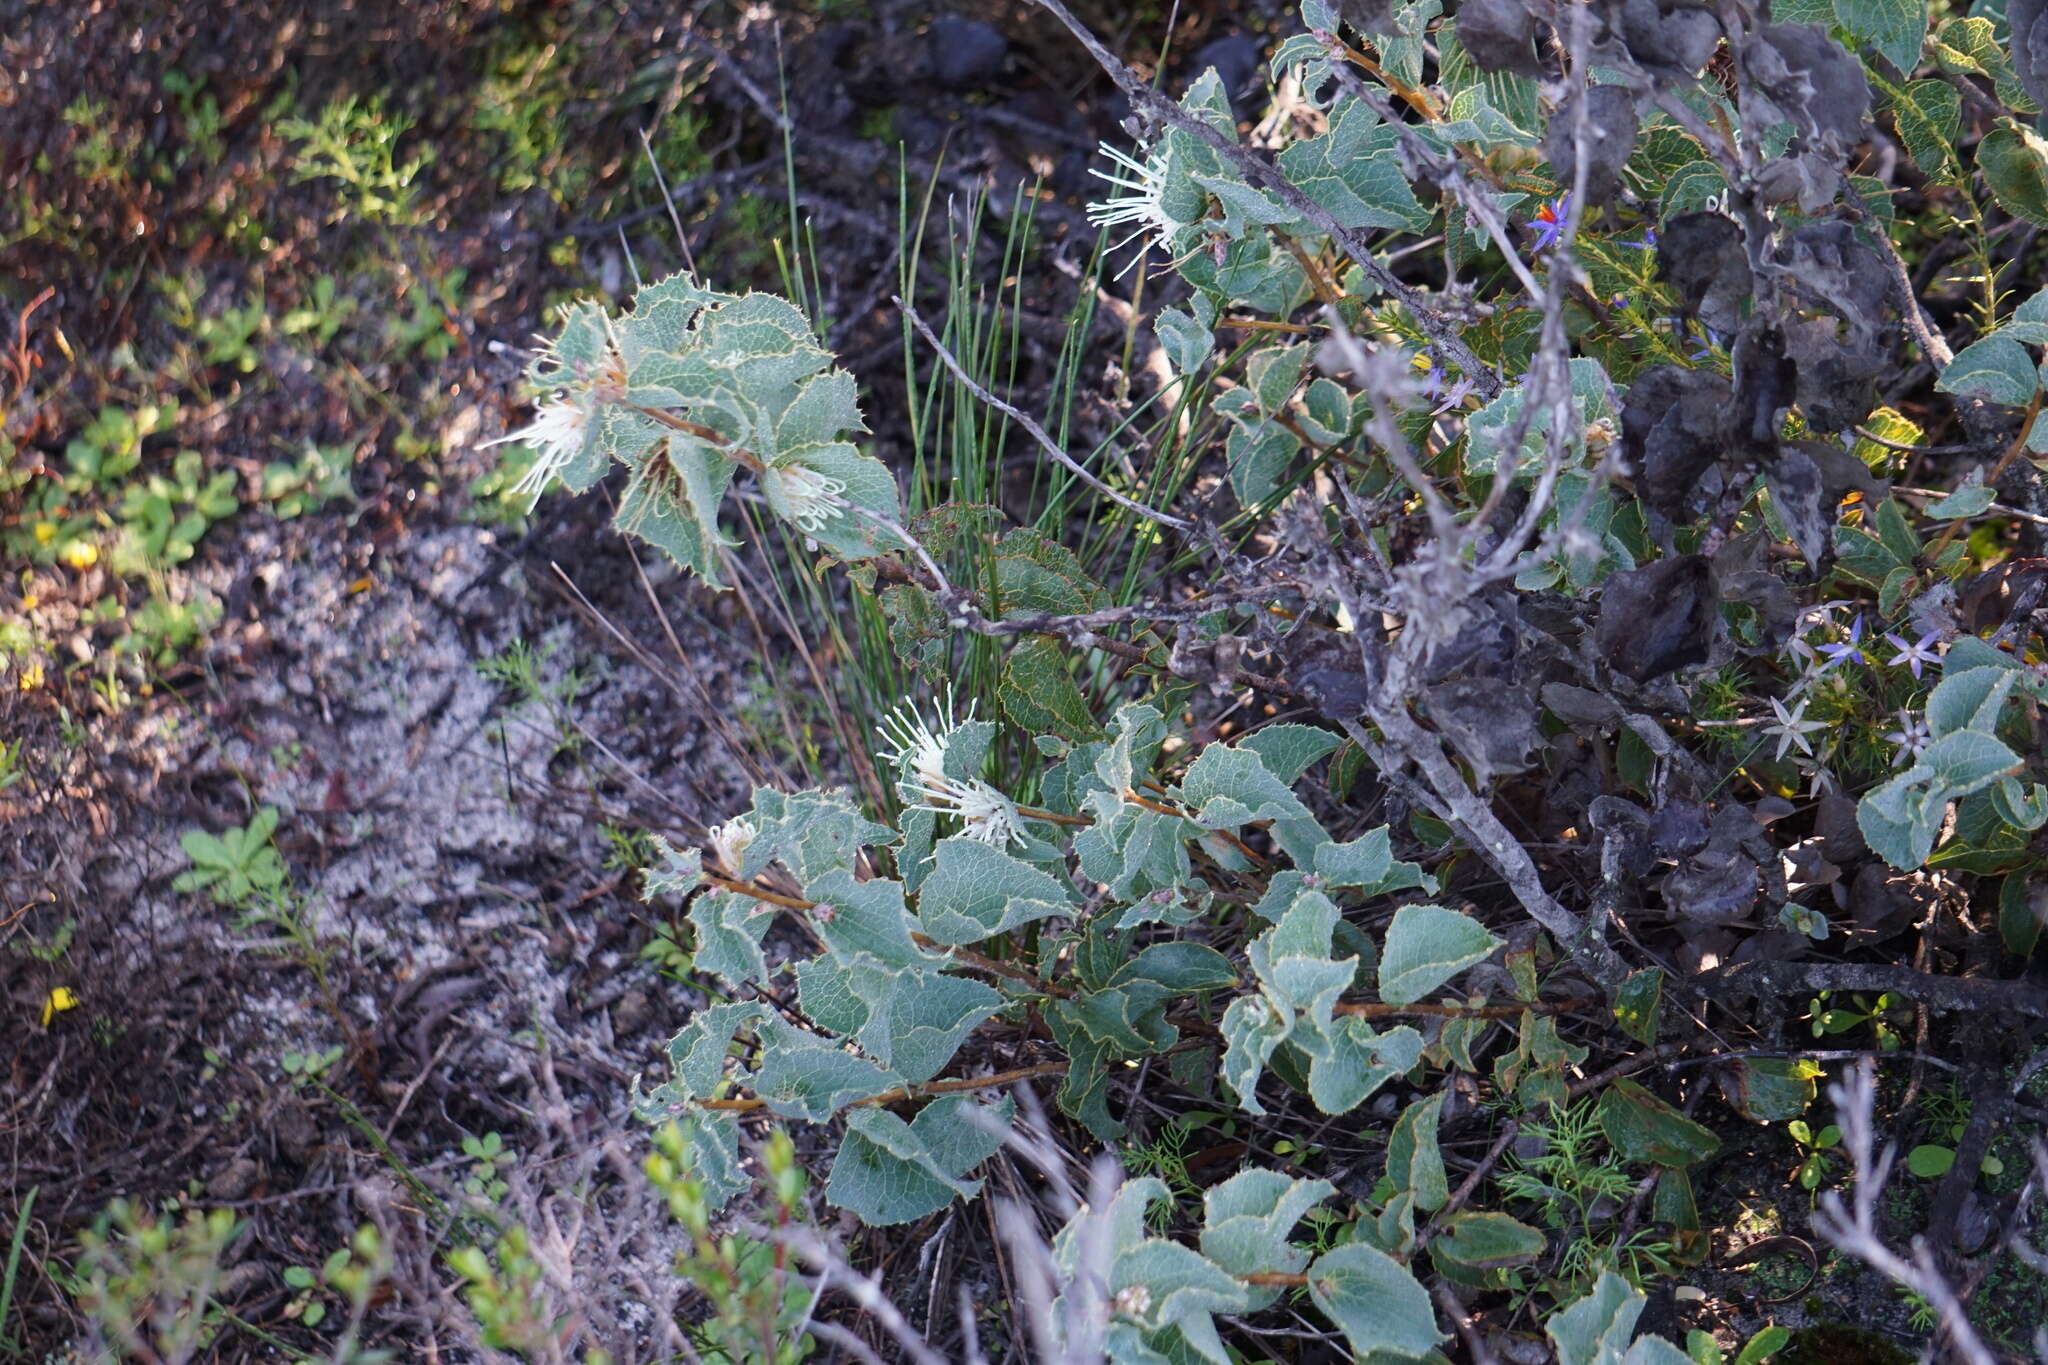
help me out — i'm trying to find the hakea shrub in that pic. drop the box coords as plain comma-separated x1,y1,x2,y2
490,0,2048,1354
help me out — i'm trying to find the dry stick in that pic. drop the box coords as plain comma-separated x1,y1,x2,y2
897,299,1190,532
1699,958,2048,1022
1345,710,1626,988
698,1061,1070,1114
702,870,1076,997
1025,0,1502,400
1814,1062,1999,1365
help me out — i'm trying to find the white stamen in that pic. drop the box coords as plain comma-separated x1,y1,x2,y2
765,462,847,534
876,692,1024,847
485,396,592,508
709,815,757,875
1086,141,1182,278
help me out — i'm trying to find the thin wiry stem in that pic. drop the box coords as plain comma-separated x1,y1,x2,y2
898,298,1191,532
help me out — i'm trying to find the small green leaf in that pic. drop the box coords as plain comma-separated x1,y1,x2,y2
1387,1092,1448,1211
1831,0,1925,74
1548,1270,1649,1365
826,1105,982,1226
1612,968,1663,1045
1925,665,2020,737
1199,1170,1334,1308
1937,336,2039,407
1735,1325,1793,1365
1906,1143,1955,1178
915,837,1071,945
1432,1211,1547,1270
1597,1079,1721,1167
1000,637,1100,742
1726,1057,1820,1122
1305,1242,1444,1359
1979,120,2048,228
2000,868,2045,957
1924,468,1997,520
1377,904,1502,1006
752,1032,899,1122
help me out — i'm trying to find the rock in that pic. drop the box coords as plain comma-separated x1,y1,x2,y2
207,1156,262,1201
928,16,1007,90
612,986,653,1037
1191,34,1264,114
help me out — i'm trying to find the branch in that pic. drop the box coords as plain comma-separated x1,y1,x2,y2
1812,1060,1998,1365
1343,710,1627,988
699,1061,1069,1114
1699,960,2048,1022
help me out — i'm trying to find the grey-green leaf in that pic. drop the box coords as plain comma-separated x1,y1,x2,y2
1377,904,1503,1006
1306,1242,1443,1360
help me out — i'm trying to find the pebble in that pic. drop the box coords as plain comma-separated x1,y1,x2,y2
928,16,1007,90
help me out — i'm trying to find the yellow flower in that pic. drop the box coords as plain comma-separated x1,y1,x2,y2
33,521,57,545
60,540,99,570
41,986,79,1027
18,662,44,691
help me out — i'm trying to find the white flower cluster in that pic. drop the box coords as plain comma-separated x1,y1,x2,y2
877,693,1024,847
1086,142,1179,277
484,394,594,509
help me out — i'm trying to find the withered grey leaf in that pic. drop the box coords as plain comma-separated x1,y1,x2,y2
1731,324,1799,453
1718,568,1800,645
1657,213,1752,334
2010,0,2048,113
1788,435,1888,510
1849,863,1925,941
1425,677,1541,783
1596,555,1717,682
1728,929,1813,964
1812,795,1867,864
1336,0,1397,36
1778,223,1896,335
1458,0,1545,74
1420,588,1520,683
1906,579,1960,642
1783,317,1885,434
1295,663,1375,721
1748,24,1872,156
1542,682,1625,732
1648,798,1710,859
1589,794,1655,878
1754,150,1841,214
1609,0,1722,74
1765,443,1832,570
1662,848,1761,924
1622,364,1734,522
1544,86,1639,206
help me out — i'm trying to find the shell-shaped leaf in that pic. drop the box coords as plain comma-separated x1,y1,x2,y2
1377,904,1502,1006
1305,1242,1442,1360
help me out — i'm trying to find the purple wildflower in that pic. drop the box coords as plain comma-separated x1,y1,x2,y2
1814,615,1867,670
1528,194,1571,253
1884,630,1943,679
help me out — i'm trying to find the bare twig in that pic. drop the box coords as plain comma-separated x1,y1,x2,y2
1813,1061,1997,1365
